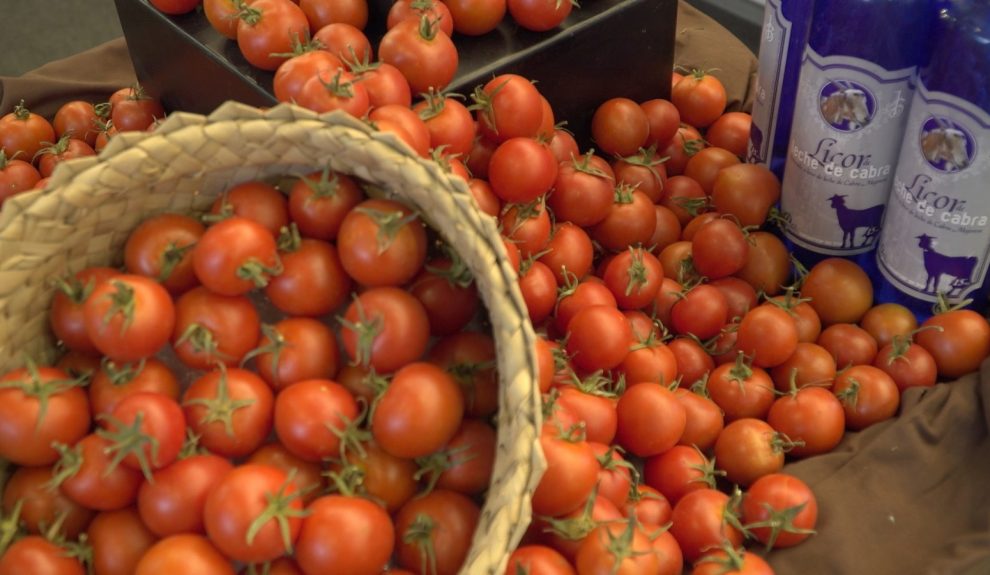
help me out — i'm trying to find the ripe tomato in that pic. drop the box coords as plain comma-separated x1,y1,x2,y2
640,98,680,148
615,383,686,457
138,453,234,537
586,443,632,509
619,340,678,389
547,152,615,228
735,305,799,368
707,356,775,422
670,70,727,128
236,0,310,71
0,365,90,466
669,488,744,564
372,362,464,458
612,148,667,204
394,489,479,575
553,277,617,336
378,17,458,94
668,336,714,388
556,386,618,445
659,174,707,227
714,418,790,487
488,137,558,204
566,305,633,372
874,336,938,391
711,164,781,228
265,237,351,316
508,0,572,31
764,292,822,343
412,92,475,155
538,222,594,286
0,100,55,161
644,445,716,505
769,342,837,392
520,259,558,325
734,231,790,296
110,90,165,133
671,388,723,452
87,507,157,575
692,548,774,575
313,22,373,64
337,198,427,287
340,286,430,373
501,199,553,258
288,168,364,241
369,103,432,157
209,181,289,238
0,536,84,575
592,187,657,252
741,473,818,549
295,495,394,575
171,287,260,370
54,100,100,147
670,284,729,340
575,521,660,575
683,147,740,195
532,430,599,517
273,50,344,104
36,134,96,177
766,385,845,457
705,111,752,158
387,0,454,35
274,379,359,461
54,433,143,511
353,60,413,109
917,309,990,379
327,440,417,513
251,318,339,390
691,218,749,280
832,365,899,430
247,443,326,505
49,266,120,355
134,534,235,575
591,97,650,157
2,465,93,538
535,494,622,562
124,213,204,295
474,73,543,141
801,258,874,325
183,367,274,458
427,331,498,417
296,68,371,116
300,0,369,30
817,323,878,368
204,464,304,563
0,151,41,204
102,392,186,477
205,0,241,38
193,216,280,296
444,0,506,35
710,277,758,322
434,418,497,494
629,484,673,528
506,545,576,575
468,177,501,216
602,247,664,311
549,128,580,164
859,302,918,349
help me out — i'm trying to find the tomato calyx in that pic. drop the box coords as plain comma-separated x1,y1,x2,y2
242,324,288,381
183,365,257,436
623,247,650,297
687,446,725,489
613,182,637,205
99,279,138,333
354,206,420,255
689,372,712,398
403,513,440,575
426,249,475,289
596,518,653,568
338,296,383,368
327,407,373,460
33,133,72,162
47,442,84,491
726,351,755,385
53,273,97,305
176,322,232,366
235,254,284,290
566,369,619,399
97,411,161,481
500,197,545,236
885,326,943,365
179,428,206,459
319,68,357,99
276,223,303,254
302,165,343,201
540,485,601,542
835,377,861,408
416,13,444,41
325,462,367,498
11,100,33,122
693,541,749,571
743,500,817,552
100,357,145,387
414,443,475,494
570,149,612,179
203,195,236,225
932,291,973,315
0,149,19,168
0,498,23,556
596,445,637,477
723,487,750,537
763,286,810,316
618,146,668,182
158,240,195,283
769,430,804,456
0,359,86,432
235,0,264,26
271,32,322,59
417,88,455,121
245,470,311,555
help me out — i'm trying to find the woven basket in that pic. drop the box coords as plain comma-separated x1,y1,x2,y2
0,101,545,574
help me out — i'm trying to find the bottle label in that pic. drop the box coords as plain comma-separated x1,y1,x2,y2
877,82,990,304
748,0,793,167
781,48,915,255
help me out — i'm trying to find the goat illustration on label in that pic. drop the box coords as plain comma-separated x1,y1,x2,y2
827,194,883,249
819,80,876,132
915,233,976,297
920,116,976,173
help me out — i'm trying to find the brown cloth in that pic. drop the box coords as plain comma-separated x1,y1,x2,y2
2,6,987,575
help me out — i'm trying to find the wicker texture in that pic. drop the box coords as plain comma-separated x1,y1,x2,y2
0,101,545,574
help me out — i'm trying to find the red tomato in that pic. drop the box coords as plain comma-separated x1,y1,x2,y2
2,465,93,538
629,484,673,528
613,148,667,204
520,259,558,325
769,342,837,392
444,0,507,35
171,287,260,370
715,418,793,486
53,100,100,146
183,367,274,458
860,302,918,349
683,147,740,196
640,98,681,148
557,386,618,446
488,137,558,204
659,126,705,177
327,440,417,514
339,286,430,373
592,187,657,252
288,168,364,241
394,489,479,575
591,97,650,157
296,495,395,575
274,379,359,461
352,60,413,109
412,92,475,155
615,383,686,457
87,507,157,575
124,213,204,295
644,445,716,505
670,489,744,564
273,50,344,104
873,336,938,391
691,218,749,280
549,128,580,164
82,274,175,363
532,431,599,517
619,341,678,389
138,454,234,537
670,70,727,127
832,365,900,430
707,356,775,421
764,292,822,343
296,68,371,116
602,248,664,311
372,362,464,458
711,163,781,228
313,22,373,63
547,152,615,227
102,392,186,477
691,548,774,575
110,89,165,133
337,198,427,287
741,473,818,549
566,305,633,372
505,545,576,575
251,318,339,391
917,309,990,379
300,0,369,30
508,0,572,31
378,17,458,94
817,323,878,368
767,385,845,457
236,0,310,71
0,100,56,161
575,521,660,575
265,237,351,316
0,152,40,204
434,418,497,495
55,433,143,511
538,222,594,286
801,258,874,325
501,198,552,258
734,231,790,296
670,284,728,340
668,337,715,388
48,267,119,356
0,536,84,575
387,0,454,35
205,0,241,38
735,305,799,368
705,112,752,158
209,180,289,238
192,216,280,296
427,331,499,418
36,135,96,178
135,534,235,575
474,73,543,141
247,443,326,505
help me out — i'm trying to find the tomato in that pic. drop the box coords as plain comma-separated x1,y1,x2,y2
707,356,775,422
0,100,56,161
110,90,165,133
505,545,576,575
0,365,90,466
465,132,497,179
183,367,274,458
619,340,678,389
378,17,458,94
734,231,790,296
48,267,119,355
193,216,280,296
2,465,93,538
705,112,752,158
36,135,96,178
150,0,199,13
691,218,749,281
735,305,799,368
87,507,157,575
769,342,837,392
659,125,705,177
640,98,680,148
576,521,660,575
644,445,716,505
629,484,672,528
394,489,479,575
337,198,427,287
710,277,758,322
683,147,740,195
54,433,143,511
711,164,781,228
615,383,686,457
917,309,990,379
204,464,304,563
444,0,506,35
764,292,822,343
287,168,364,242
585,443,631,510
668,337,713,388
273,50,344,104
172,287,260,370
286,495,392,575
296,68,371,116
592,187,657,252
250,318,339,391
137,454,233,537
553,278,617,337
86,358,179,424
670,284,728,340
123,213,203,295
591,98,650,157
372,362,464,458
369,104,432,157
817,323,878,368
313,22,373,64
468,178,501,217
741,473,818,549
669,488,744,564
602,247,664,311
670,388,723,452
488,137,558,204
714,418,790,487
557,386,618,445
300,0,369,30
549,128,580,165
767,385,844,457
612,148,667,204
53,100,99,147
859,303,918,349
236,0,310,71
274,379,359,461
691,548,774,575
535,335,557,394
535,494,622,562
205,0,241,38
327,440,417,513
874,336,938,391
520,259,558,325
801,258,874,325
411,92,474,155
248,443,325,505
501,198,553,258
832,365,900,430
471,74,542,141
427,331,498,417
532,430,599,517
265,237,351,316
340,287,430,373
388,0,454,35
566,305,632,372
539,222,595,286
671,70,727,128
508,0,571,31
134,534,235,575
547,152,615,227
659,174,707,227
209,181,289,238
658,243,695,285
432,418,497,495
102,392,186,477
0,536,84,575
0,151,40,204
353,60,413,109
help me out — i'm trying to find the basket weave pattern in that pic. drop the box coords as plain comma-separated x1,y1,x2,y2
0,102,545,574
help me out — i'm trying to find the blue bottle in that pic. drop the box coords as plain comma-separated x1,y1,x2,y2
778,0,936,274
747,0,815,179
875,0,990,318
